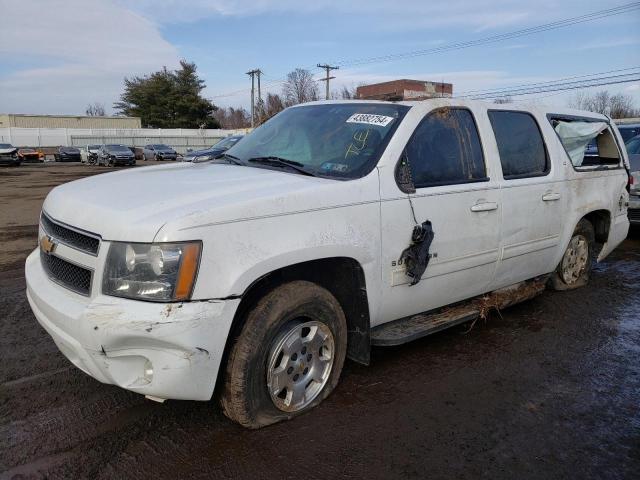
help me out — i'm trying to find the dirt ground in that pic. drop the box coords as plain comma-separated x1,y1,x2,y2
1,163,639,479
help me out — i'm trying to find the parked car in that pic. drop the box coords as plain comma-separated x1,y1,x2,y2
129,147,145,160
181,135,244,162
143,144,177,161
98,144,136,166
26,100,630,429
54,146,82,162
0,143,20,166
83,144,102,165
17,148,41,162
625,134,640,224
617,123,640,143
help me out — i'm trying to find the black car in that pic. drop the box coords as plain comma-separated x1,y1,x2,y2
181,135,244,162
99,144,136,167
0,143,20,166
54,146,82,162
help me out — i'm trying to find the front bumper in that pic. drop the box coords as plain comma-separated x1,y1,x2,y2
25,249,239,401
0,156,19,164
629,195,640,225
113,157,135,165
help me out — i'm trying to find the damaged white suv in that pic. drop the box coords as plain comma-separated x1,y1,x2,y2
26,100,630,428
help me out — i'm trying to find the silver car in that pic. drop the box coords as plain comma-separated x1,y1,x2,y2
143,144,177,161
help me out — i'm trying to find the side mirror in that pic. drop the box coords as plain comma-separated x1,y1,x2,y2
395,151,416,194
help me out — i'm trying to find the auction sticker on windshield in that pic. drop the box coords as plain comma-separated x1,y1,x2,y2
346,113,395,127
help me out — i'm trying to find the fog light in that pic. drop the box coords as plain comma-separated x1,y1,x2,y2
144,359,154,382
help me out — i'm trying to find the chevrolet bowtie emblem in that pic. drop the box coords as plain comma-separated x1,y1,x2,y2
40,235,57,255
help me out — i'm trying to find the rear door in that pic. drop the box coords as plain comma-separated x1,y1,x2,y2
378,106,502,323
487,110,565,288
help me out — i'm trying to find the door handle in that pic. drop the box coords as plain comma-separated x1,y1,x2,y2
542,193,561,201
470,202,498,212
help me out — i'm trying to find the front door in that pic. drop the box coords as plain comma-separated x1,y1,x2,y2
378,107,501,324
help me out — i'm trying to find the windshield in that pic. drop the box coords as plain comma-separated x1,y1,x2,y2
88,145,100,150
619,126,640,142
625,136,640,156
106,145,131,152
213,136,242,150
0,144,12,148
226,103,410,179
152,144,170,149
61,147,79,152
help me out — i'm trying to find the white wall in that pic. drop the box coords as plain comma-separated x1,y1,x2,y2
0,127,251,153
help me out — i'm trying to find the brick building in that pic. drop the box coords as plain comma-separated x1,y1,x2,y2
356,79,453,101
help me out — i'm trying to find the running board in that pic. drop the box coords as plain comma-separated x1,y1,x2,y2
370,276,548,347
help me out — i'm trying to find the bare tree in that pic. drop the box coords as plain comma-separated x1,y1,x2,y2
213,107,251,129
609,93,638,119
263,93,285,121
85,102,106,116
567,90,639,118
331,84,358,100
282,68,319,106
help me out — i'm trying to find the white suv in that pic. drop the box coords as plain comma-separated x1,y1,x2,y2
26,100,630,428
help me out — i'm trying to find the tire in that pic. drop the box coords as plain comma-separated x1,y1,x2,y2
551,219,595,291
220,281,347,429
154,154,159,161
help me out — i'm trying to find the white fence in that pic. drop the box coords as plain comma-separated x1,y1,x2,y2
0,127,251,154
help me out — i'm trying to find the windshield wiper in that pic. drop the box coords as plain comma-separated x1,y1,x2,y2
218,153,243,165
247,156,316,176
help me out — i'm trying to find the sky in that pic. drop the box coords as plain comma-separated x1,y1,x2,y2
0,0,639,115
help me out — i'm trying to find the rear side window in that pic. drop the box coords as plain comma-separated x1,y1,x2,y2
488,111,549,179
402,108,486,188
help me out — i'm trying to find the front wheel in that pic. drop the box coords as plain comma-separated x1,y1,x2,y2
550,219,595,290
220,281,347,429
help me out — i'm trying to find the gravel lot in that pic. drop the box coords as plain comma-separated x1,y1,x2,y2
1,162,639,479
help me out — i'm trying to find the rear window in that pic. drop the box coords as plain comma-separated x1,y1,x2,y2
488,111,549,179
550,117,621,169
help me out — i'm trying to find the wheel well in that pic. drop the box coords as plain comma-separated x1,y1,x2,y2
217,258,371,390
582,209,611,244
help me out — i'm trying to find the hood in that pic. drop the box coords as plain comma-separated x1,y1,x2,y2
184,147,224,158
43,162,373,242
0,147,18,155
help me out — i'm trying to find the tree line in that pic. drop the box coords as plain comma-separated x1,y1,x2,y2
94,60,639,129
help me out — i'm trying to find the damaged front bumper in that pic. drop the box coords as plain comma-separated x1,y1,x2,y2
25,249,239,401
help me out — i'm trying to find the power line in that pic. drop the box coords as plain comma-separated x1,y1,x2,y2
456,67,640,96
462,74,640,100
210,2,640,100
332,2,640,68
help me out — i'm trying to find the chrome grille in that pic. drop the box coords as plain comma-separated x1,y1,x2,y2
40,250,92,296
629,208,640,223
41,213,100,255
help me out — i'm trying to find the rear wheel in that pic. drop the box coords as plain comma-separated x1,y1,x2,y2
551,219,594,290
221,281,347,429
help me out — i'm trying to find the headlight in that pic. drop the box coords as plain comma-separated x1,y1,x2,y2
193,154,213,162
103,241,201,302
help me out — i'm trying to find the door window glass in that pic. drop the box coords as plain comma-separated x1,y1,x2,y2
403,108,486,188
488,111,549,178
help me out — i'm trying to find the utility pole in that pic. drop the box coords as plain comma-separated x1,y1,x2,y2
256,69,263,122
317,64,339,100
246,69,261,127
